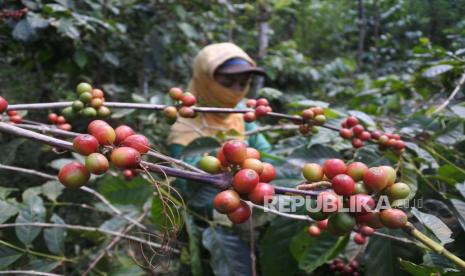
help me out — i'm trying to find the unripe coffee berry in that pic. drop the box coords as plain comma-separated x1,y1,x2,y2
91,89,104,99
241,158,264,174
169,87,184,101
346,162,368,182
163,106,178,119
110,147,141,169
76,82,92,94
307,225,321,237
58,162,90,188
246,147,261,159
380,208,407,229
198,156,222,174
386,182,410,201
85,153,109,175
302,163,324,182
363,167,388,192
301,109,314,120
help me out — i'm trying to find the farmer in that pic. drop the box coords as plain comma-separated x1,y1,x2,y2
166,42,271,157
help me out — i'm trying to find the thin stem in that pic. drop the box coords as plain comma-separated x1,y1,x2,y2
297,181,332,190
0,239,75,263
0,271,63,276
250,203,313,222
422,145,465,175
244,124,299,136
433,70,465,114
249,209,257,276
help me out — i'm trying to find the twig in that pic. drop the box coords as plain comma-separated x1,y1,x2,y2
0,223,179,254
296,181,332,190
433,70,465,114
0,239,75,263
250,202,313,222
249,209,257,276
0,271,63,276
244,124,299,136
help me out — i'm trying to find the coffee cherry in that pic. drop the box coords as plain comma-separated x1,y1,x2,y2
122,134,150,154
359,131,371,141
246,99,257,108
346,162,368,181
110,147,141,169
352,182,369,194
256,98,269,106
58,123,72,131
97,106,111,117
179,106,195,118
352,124,364,135
88,120,109,134
233,169,259,194
85,153,109,175
217,149,230,167
82,107,97,118
259,162,276,183
363,167,388,192
91,125,116,145
79,92,93,103
307,225,321,237
327,212,356,235
393,140,405,150
346,116,359,127
0,96,8,113
316,191,341,214
56,116,66,125
380,165,396,186
302,163,324,182
332,174,355,196
380,208,407,229
227,201,251,224
314,114,326,124
123,169,133,181
323,159,347,179
163,106,178,119
248,182,275,205
255,105,268,117
9,115,22,124
90,98,104,109
301,109,314,120
317,219,328,230
340,128,353,139
222,140,247,165
349,260,359,269
71,101,84,112
181,93,196,106
213,190,241,214
378,135,389,145
357,211,384,228
371,130,382,140
198,156,222,173
312,106,324,115
349,194,375,213
359,225,375,236
352,138,364,148
341,121,348,128
299,124,310,135
386,182,410,200
114,125,135,145
7,110,17,116
76,82,92,94
58,162,90,188
246,147,261,159
169,87,184,101
243,111,256,122
47,113,58,123
353,233,366,245
91,88,104,98
73,134,99,155
241,158,264,174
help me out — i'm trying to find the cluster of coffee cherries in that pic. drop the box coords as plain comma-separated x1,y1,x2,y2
243,98,273,122
197,140,276,224
58,120,150,188
298,106,327,135
339,116,405,154
1,8,28,20
302,159,410,238
329,258,361,276
47,113,72,130
163,87,197,124
59,82,111,121
0,96,22,124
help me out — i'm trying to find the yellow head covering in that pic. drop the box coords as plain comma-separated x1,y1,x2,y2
166,42,256,146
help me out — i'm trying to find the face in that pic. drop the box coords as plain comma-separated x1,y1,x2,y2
214,72,252,92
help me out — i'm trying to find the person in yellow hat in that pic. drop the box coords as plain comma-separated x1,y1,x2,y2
167,42,271,157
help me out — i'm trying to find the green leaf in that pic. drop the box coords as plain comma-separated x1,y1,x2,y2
202,227,252,276
397,161,418,203
15,196,46,245
411,208,453,245
0,187,18,200
151,195,181,230
41,181,64,203
399,259,461,275
178,22,198,39
73,50,88,69
450,199,465,231
44,214,66,255
22,186,42,201
365,229,395,276
0,245,23,269
98,175,152,207
298,233,349,273
181,137,221,158
287,144,341,168
0,199,19,224
184,213,203,276
422,64,453,78
353,145,390,167
23,258,60,272
12,19,38,42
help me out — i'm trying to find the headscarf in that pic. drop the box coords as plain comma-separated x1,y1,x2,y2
166,42,256,146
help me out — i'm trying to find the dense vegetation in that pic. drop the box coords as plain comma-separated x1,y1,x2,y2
1,0,465,275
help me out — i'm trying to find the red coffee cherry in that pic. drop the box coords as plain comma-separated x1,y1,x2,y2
331,174,355,196
85,153,109,175
58,162,90,188
198,156,222,174
217,149,230,167
90,98,104,109
248,182,275,205
181,93,196,106
301,109,314,120
9,115,22,124
363,167,388,192
169,87,184,101
243,111,256,122
227,201,251,224
359,225,375,236
114,125,135,145
311,106,324,115
299,124,310,135
256,98,269,106
340,128,353,139
123,169,133,181
316,191,341,214
393,140,405,150
246,147,261,159
88,120,110,134
323,159,347,179
222,140,247,165
359,131,371,141
0,96,8,113
241,158,264,174
302,163,324,182
179,106,195,118
346,116,359,127
349,194,376,214
7,110,17,116
48,113,58,124
56,116,66,124
259,162,276,183
378,134,389,145
92,125,116,145
352,138,364,148
255,105,269,117
73,134,99,156
122,134,150,154
352,124,364,135
58,123,72,131
317,219,328,230
380,208,408,229
307,225,321,237
110,147,141,169
356,211,384,229
233,169,259,194
213,190,241,214
91,88,104,99
371,130,382,140
353,233,366,245
246,99,257,108
346,162,368,182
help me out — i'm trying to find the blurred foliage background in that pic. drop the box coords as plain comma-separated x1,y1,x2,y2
1,0,465,275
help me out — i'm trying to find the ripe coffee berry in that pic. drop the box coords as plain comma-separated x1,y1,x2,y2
73,134,99,156
312,106,324,115
393,140,405,150
259,162,276,183
181,93,196,106
301,109,314,120
222,140,247,165
299,124,310,135
255,105,268,117
359,225,375,236
351,138,363,148
340,128,353,139
114,125,135,145
233,169,259,194
169,87,184,101
356,211,384,228
246,147,261,159
92,125,116,145
56,116,66,124
380,208,407,229
371,130,382,140
256,98,269,106
122,134,150,154
359,131,371,141
378,134,389,145
352,124,364,135
243,111,256,122
349,194,375,214
323,159,347,179
316,191,341,214
246,99,257,108
198,156,222,174
241,158,264,174
58,123,72,131
302,163,324,182
9,115,22,124
179,106,195,118
110,147,141,169
85,153,109,175
217,149,230,167
331,174,355,196
317,219,328,230
58,162,90,188
227,201,251,224
346,162,368,181
0,96,8,113
213,190,241,214
123,169,134,181
346,116,359,127
88,120,109,134
7,110,17,116
363,167,388,192
353,233,366,245
307,225,321,237
91,89,104,99
48,113,58,123
248,182,275,205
